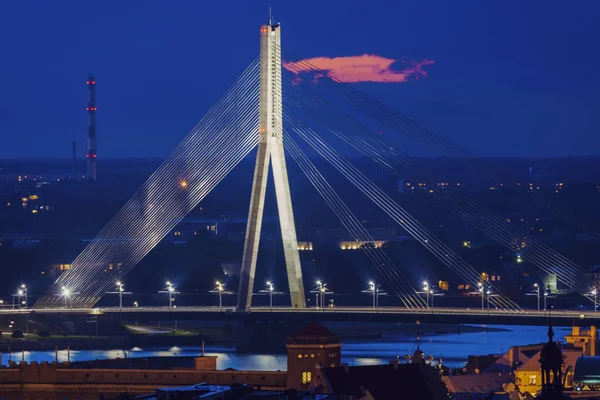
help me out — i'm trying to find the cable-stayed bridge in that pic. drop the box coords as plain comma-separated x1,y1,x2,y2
33,19,597,316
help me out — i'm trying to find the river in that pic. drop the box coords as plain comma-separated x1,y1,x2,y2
0,324,571,370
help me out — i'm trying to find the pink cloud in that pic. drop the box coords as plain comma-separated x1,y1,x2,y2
283,54,434,83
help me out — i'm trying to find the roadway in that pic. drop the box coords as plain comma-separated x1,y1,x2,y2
1,305,599,325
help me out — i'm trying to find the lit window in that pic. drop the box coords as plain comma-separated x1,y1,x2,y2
297,354,302,359
302,372,312,384
529,375,537,385
310,354,315,358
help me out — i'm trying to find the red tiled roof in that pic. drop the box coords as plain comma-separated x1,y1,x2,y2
443,372,513,393
516,349,582,373
295,321,336,338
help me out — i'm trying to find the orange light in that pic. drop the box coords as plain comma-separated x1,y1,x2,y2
180,180,188,188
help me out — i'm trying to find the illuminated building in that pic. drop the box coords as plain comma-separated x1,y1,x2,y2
285,321,341,391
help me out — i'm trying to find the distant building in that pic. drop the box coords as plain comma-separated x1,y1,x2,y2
285,321,342,391
573,356,600,391
315,360,449,399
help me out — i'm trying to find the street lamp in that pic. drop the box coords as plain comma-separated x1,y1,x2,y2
158,281,179,311
362,281,387,309
534,283,540,312
591,288,597,313
117,281,124,310
310,281,332,310
423,281,430,308
62,286,71,309
544,290,549,311
486,290,491,314
316,280,322,308
106,281,132,312
478,282,484,311
20,284,27,309
264,281,274,311
215,281,224,310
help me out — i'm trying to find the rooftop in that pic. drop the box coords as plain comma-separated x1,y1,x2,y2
294,321,336,338
320,362,448,400
574,356,600,383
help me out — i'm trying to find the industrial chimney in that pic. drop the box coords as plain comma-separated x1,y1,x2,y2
86,74,97,180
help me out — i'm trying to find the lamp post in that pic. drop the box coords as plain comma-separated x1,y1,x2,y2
310,281,332,310
478,282,484,311
117,281,124,311
107,281,132,316
215,281,224,310
371,281,376,308
534,283,540,312
544,290,548,311
592,288,597,313
62,287,71,309
423,281,430,308
316,280,322,308
167,282,175,310
362,282,387,309
20,284,27,309
158,281,179,311
486,290,491,314
266,281,274,311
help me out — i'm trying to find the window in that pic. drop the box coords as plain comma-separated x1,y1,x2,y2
310,354,315,358
297,354,302,359
529,375,537,385
302,371,312,384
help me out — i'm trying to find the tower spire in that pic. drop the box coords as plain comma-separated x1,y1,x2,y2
237,21,306,311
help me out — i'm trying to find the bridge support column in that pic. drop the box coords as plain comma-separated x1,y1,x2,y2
237,21,306,311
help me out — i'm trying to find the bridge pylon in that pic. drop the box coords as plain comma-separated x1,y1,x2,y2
237,21,306,311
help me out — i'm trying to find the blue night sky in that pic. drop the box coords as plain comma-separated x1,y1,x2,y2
1,1,598,158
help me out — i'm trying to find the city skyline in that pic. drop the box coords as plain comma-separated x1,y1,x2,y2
1,1,599,158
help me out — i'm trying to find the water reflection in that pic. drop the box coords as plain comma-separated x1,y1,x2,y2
0,324,571,369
